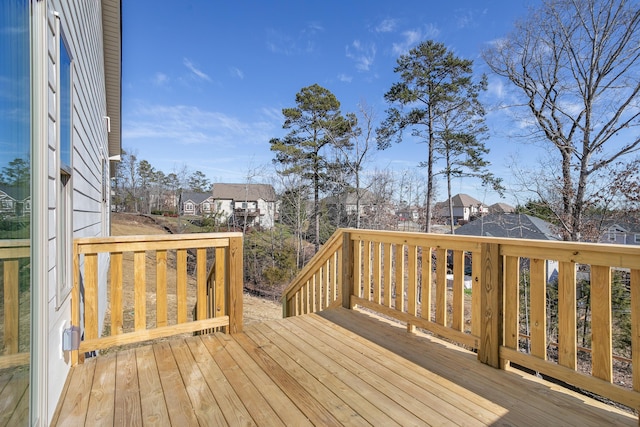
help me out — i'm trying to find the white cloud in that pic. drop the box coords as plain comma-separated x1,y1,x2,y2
153,72,169,86
375,19,397,33
455,9,474,29
124,104,274,147
183,58,211,81
391,25,439,56
260,107,284,124
230,67,244,79
486,77,505,99
337,73,353,83
346,40,376,72
266,23,324,56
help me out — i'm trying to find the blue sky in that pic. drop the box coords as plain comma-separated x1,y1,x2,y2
122,0,539,206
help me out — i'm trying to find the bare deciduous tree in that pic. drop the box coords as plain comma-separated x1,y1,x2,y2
483,0,640,240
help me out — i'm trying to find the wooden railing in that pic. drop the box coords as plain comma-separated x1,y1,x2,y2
72,232,243,364
282,228,640,412
0,239,30,369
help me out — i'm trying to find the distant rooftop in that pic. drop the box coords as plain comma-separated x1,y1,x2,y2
455,213,560,240
212,183,276,201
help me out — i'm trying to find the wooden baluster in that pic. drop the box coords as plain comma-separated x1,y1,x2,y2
383,243,392,308
471,251,482,339
530,258,547,360
372,242,381,304
176,249,187,324
436,248,447,326
134,251,146,331
503,255,520,366
591,265,612,382
228,236,243,333
407,245,417,317
84,253,99,339
363,240,371,301
156,250,167,328
558,261,577,370
215,247,226,328
196,248,207,321
110,252,123,334
395,244,405,312
452,250,464,332
421,247,432,322
353,239,362,300
4,260,19,354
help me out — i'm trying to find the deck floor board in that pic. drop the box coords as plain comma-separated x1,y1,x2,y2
52,307,637,426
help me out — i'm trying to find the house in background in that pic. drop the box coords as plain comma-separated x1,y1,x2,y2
436,193,488,224
1,0,121,423
600,221,640,245
179,191,215,216
323,188,377,227
212,183,277,229
0,185,31,217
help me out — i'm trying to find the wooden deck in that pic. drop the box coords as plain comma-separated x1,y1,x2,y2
52,308,636,426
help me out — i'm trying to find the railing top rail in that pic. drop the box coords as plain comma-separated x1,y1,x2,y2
0,239,30,247
343,227,640,257
74,232,243,245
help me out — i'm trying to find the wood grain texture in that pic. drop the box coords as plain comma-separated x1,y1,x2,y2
53,309,638,427
530,258,547,360
591,265,612,383
558,261,577,370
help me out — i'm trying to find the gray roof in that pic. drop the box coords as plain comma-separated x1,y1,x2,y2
455,214,560,240
212,183,276,202
181,191,212,204
0,185,30,201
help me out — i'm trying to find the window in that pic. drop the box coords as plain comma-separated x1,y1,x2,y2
59,29,72,173
608,233,617,242
56,24,73,307
635,234,640,244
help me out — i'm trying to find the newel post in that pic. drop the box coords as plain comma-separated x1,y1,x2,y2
227,235,243,333
341,231,353,309
478,242,503,368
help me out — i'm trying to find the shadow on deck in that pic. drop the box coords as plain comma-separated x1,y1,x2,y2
52,308,635,426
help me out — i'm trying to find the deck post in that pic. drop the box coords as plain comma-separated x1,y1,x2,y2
341,231,353,309
478,242,503,368
227,235,243,333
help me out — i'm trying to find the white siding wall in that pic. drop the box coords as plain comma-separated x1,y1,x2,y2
257,199,276,228
217,199,234,218
45,1,111,422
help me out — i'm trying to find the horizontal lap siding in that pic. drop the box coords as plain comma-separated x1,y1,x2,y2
46,0,112,423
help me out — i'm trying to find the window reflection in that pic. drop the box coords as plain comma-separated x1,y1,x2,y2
0,0,31,424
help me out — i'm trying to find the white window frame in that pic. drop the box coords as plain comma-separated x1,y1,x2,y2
55,20,74,309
